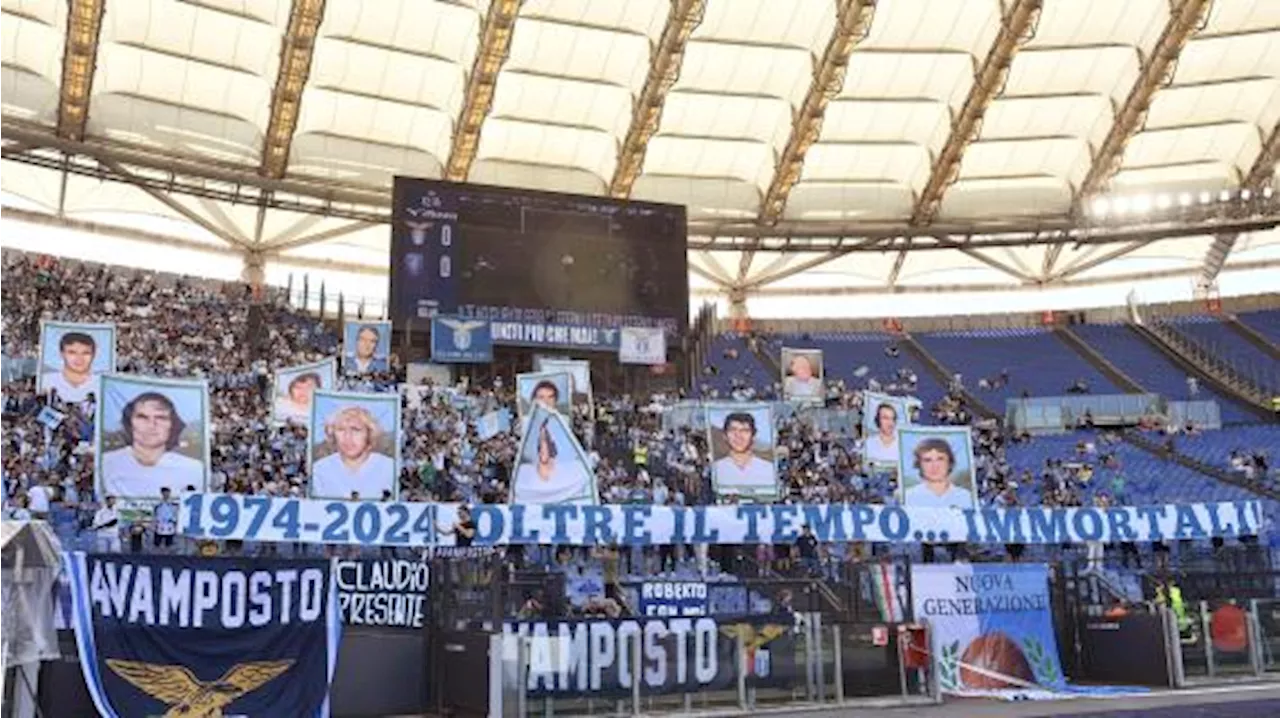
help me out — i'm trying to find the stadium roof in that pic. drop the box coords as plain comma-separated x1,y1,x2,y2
2,0,1278,313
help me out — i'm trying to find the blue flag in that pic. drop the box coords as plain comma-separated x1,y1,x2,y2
64,553,342,717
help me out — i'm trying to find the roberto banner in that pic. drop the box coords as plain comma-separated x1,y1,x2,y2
63,553,341,718
912,563,1062,695
180,494,1264,548
502,616,797,697
639,582,709,617
334,558,430,629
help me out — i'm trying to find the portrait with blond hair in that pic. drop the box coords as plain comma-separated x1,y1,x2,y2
308,390,400,500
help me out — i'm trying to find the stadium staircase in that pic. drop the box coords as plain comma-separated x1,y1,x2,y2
1225,315,1280,361
900,334,998,419
1052,325,1145,393
1121,430,1280,502
750,337,782,378
1135,321,1274,420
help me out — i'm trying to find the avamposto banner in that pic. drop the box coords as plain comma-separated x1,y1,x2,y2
334,558,430,629
64,553,341,718
502,616,798,697
912,563,1064,696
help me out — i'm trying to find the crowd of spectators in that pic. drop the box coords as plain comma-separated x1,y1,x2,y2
2,250,1273,586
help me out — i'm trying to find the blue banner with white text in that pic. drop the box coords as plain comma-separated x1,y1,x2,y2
430,315,493,363
179,494,1265,548
490,320,622,350
639,582,709,617
64,552,342,718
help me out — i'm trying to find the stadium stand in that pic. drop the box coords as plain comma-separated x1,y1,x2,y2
1070,323,1258,424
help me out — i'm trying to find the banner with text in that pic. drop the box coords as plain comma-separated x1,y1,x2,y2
64,552,341,718
491,320,622,350
639,582,709,617
503,616,797,697
912,563,1064,696
180,495,1264,548
334,558,430,629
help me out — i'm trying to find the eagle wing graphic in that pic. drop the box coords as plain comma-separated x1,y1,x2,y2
459,320,487,332
106,659,204,705
217,659,294,694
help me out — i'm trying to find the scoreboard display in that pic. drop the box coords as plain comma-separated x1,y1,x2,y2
390,178,688,333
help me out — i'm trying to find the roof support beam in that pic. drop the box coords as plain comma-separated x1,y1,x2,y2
1047,239,1154,282
56,0,107,140
264,220,378,253
927,236,1037,282
99,159,252,249
742,237,884,290
1201,120,1280,282
609,0,707,197
887,239,911,286
445,0,523,182
260,0,327,179
758,0,876,222
1077,0,1211,201
688,263,731,288
910,0,1042,225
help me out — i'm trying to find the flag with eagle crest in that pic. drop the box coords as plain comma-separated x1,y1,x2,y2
64,552,342,717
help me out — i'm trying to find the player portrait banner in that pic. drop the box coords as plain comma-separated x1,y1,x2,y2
639,582,709,617
515,370,573,418
912,563,1068,696
430,315,493,363
342,320,392,375
510,406,598,505
861,391,919,469
335,558,430,629
619,327,666,365
273,359,337,424
308,390,401,501
780,348,824,403
37,320,117,404
95,374,210,502
706,403,780,502
179,495,1263,548
536,357,594,418
502,617,797,697
63,553,341,718
896,426,977,510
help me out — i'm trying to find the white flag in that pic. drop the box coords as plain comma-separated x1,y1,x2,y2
619,327,666,365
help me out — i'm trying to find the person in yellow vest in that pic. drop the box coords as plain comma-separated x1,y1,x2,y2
1155,579,1190,635
634,442,648,468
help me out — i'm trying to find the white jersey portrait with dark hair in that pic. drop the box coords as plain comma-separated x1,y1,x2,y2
342,320,392,375
273,358,337,424
95,374,209,501
511,406,597,504
862,391,920,468
896,426,976,510
37,321,117,404
705,403,779,501
308,390,400,500
514,370,573,418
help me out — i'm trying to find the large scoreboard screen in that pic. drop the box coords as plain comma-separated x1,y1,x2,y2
390,178,689,333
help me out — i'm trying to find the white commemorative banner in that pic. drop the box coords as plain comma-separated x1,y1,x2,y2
179,495,1264,548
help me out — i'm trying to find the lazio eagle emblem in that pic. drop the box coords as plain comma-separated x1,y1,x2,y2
438,318,488,350
107,658,293,717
